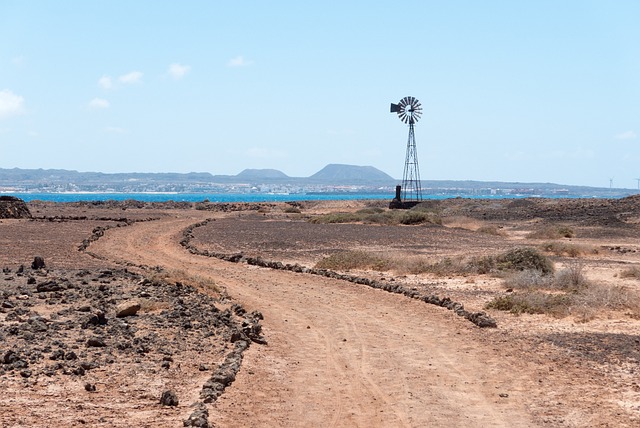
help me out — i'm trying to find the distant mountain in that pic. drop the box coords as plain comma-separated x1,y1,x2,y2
236,169,289,179
2,166,637,198
309,164,394,182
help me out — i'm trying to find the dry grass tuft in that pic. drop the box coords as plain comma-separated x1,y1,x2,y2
150,269,219,293
539,241,595,257
476,225,507,236
139,299,172,313
486,292,571,316
488,261,640,320
314,247,554,278
283,206,301,214
527,225,576,239
314,250,392,271
308,208,442,226
620,266,640,280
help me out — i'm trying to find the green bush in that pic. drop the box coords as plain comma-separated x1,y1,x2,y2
495,247,554,275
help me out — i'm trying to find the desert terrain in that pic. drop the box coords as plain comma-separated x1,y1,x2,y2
1,196,640,427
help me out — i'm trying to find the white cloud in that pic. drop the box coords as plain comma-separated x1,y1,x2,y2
168,63,191,79
227,55,254,67
615,131,637,140
0,89,25,119
119,71,143,84
98,75,113,89
88,98,110,109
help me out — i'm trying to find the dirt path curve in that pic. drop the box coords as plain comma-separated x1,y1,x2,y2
90,212,538,427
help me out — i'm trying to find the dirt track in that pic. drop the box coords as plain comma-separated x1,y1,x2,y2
87,211,544,427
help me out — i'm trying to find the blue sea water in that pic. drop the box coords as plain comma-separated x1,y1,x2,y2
11,192,394,203
5,192,541,203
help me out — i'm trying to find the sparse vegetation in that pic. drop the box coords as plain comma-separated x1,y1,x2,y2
313,247,553,277
283,206,301,214
150,269,219,293
539,241,594,257
308,208,442,226
527,225,576,239
487,260,640,320
494,247,555,274
476,225,506,236
620,266,640,280
314,250,392,271
486,292,571,316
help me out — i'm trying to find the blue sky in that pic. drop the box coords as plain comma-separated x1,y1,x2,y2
1,1,638,188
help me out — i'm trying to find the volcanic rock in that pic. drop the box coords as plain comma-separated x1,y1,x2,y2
0,196,31,219
160,390,179,406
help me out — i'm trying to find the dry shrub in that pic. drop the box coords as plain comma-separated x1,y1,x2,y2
309,212,362,224
139,299,171,313
490,261,640,320
503,269,553,290
540,241,592,257
399,211,442,225
150,269,219,293
574,284,637,311
554,261,590,290
527,225,575,239
476,225,507,236
283,206,301,214
314,250,391,271
309,209,441,226
620,266,640,280
441,215,481,230
486,292,571,316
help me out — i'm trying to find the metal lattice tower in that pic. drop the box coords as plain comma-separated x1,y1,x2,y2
390,96,423,203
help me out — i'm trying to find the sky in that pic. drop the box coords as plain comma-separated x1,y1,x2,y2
0,1,638,188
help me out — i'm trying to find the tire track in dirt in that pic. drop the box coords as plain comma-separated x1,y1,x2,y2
89,212,538,427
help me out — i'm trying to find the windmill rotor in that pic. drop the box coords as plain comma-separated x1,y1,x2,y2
390,96,422,124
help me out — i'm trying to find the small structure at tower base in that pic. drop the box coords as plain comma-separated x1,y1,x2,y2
389,185,421,210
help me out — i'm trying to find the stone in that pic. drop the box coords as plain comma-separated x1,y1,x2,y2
183,403,209,427
31,257,46,270
115,301,141,318
36,280,61,293
3,350,19,364
160,390,179,406
87,337,106,348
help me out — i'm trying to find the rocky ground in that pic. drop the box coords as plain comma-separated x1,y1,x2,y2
1,196,640,426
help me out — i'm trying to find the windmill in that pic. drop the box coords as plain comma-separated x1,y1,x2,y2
389,96,423,209
635,178,640,190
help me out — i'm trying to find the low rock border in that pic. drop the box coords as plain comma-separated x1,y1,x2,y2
181,219,497,328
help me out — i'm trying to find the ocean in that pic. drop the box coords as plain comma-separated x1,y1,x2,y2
4,192,592,203
10,192,394,203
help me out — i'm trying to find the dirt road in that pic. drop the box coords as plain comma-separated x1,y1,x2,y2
91,211,538,427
